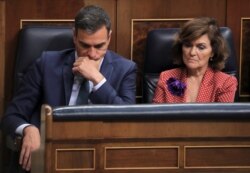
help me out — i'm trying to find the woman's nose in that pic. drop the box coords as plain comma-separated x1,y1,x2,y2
190,46,196,55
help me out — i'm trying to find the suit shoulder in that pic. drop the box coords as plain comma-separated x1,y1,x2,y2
41,48,74,58
38,48,74,63
214,70,237,81
160,68,182,78
106,50,135,66
213,70,238,85
36,48,75,69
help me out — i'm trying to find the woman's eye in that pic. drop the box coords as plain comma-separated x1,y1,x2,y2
197,45,206,50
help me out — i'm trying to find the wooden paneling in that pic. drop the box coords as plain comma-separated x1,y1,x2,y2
56,148,95,171
227,0,250,100
239,18,250,97
41,105,250,173
0,1,5,117
117,0,226,57
116,0,227,100
49,120,250,140
227,0,250,61
185,146,250,168
105,146,179,169
0,2,5,172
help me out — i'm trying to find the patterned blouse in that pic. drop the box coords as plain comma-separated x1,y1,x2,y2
152,67,238,103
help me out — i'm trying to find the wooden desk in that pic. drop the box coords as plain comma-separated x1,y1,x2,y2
34,104,250,173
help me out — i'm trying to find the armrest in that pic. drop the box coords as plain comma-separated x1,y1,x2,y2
142,73,159,103
4,104,51,173
6,135,22,152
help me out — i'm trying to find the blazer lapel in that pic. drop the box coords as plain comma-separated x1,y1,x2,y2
100,51,113,80
196,68,214,102
63,51,75,104
176,69,187,103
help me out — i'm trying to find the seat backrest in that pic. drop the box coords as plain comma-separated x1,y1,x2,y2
14,26,74,93
142,27,238,103
5,26,74,173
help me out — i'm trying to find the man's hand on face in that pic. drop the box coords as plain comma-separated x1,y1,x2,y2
72,56,104,85
20,125,40,171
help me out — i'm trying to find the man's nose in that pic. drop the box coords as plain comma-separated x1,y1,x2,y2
87,47,97,58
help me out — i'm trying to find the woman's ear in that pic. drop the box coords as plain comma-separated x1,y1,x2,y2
210,52,214,58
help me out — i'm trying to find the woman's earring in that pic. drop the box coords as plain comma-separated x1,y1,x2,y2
209,57,213,61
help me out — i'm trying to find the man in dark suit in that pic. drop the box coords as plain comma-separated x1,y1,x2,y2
1,5,137,171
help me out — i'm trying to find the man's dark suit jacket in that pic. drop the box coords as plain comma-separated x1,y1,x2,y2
2,48,137,135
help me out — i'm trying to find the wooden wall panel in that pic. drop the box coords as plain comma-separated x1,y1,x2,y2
116,0,227,100
185,146,250,168
227,0,250,101
105,147,179,169
0,0,5,116
0,2,5,172
117,0,226,58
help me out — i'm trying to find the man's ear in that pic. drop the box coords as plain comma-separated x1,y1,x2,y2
108,30,112,40
72,27,77,43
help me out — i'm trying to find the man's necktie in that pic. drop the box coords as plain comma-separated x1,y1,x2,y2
76,78,89,105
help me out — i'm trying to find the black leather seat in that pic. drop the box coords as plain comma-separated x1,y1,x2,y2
5,25,74,173
13,25,74,92
142,27,238,103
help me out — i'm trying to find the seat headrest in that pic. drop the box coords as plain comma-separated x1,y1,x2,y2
144,27,237,76
15,26,74,74
144,28,180,74
219,27,237,76
14,26,74,91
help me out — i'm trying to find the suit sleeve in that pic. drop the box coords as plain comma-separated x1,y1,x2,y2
1,58,43,135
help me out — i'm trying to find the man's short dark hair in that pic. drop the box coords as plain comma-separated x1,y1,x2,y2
75,5,111,35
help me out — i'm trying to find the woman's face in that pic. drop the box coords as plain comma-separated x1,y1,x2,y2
182,34,213,71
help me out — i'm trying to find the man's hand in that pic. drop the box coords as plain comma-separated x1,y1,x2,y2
72,56,104,85
19,125,40,171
